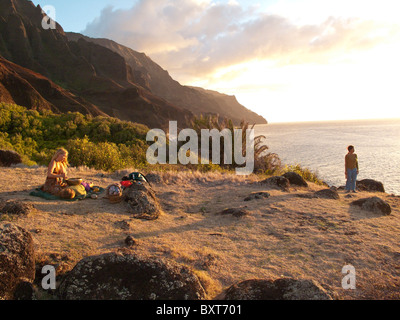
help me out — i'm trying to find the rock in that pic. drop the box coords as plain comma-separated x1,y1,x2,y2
218,208,250,218
282,172,308,187
123,182,161,220
0,200,35,216
0,223,36,300
0,149,22,167
114,220,131,231
260,176,290,191
351,197,391,215
57,252,206,300
124,236,137,247
244,192,270,201
314,189,340,200
357,179,385,193
222,278,333,300
13,281,36,300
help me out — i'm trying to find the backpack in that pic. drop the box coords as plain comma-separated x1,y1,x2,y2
122,172,151,186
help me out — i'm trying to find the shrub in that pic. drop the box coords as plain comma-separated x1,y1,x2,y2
280,164,325,185
254,152,282,175
189,115,270,171
0,103,150,170
67,137,124,172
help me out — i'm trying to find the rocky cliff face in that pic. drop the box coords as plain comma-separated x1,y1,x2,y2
0,55,106,116
66,32,268,125
0,0,130,90
0,0,266,129
0,0,194,129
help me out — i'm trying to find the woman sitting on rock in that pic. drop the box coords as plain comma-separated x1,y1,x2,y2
42,148,69,196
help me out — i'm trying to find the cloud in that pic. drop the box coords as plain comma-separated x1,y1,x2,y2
83,0,400,83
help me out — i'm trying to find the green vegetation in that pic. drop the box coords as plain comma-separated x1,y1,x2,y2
280,163,326,185
0,104,247,173
190,114,277,173
0,103,326,185
0,103,149,171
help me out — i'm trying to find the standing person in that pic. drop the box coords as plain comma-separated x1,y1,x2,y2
345,145,359,193
42,148,69,196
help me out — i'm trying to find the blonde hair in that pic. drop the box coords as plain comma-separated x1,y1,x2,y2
60,188,75,199
50,148,69,172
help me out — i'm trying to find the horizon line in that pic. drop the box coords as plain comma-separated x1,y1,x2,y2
261,117,400,125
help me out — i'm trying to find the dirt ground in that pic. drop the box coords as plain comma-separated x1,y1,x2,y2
1,165,400,299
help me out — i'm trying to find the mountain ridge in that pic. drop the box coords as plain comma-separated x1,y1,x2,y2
0,55,107,116
0,0,195,129
66,32,268,125
0,0,267,129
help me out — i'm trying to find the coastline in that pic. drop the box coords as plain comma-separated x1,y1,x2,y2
255,119,400,196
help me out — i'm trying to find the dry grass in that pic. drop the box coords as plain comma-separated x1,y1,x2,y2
1,165,400,299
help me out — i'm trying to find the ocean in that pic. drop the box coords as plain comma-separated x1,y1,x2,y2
255,118,400,195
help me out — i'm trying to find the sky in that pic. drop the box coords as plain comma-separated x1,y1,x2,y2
33,0,400,123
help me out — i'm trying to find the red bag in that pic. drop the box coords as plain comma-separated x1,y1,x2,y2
121,181,133,188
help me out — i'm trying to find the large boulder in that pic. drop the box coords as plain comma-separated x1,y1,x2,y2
0,150,22,167
282,172,308,187
357,179,385,193
351,197,391,215
123,182,161,220
57,252,206,300
222,278,333,300
0,223,36,300
260,176,290,192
